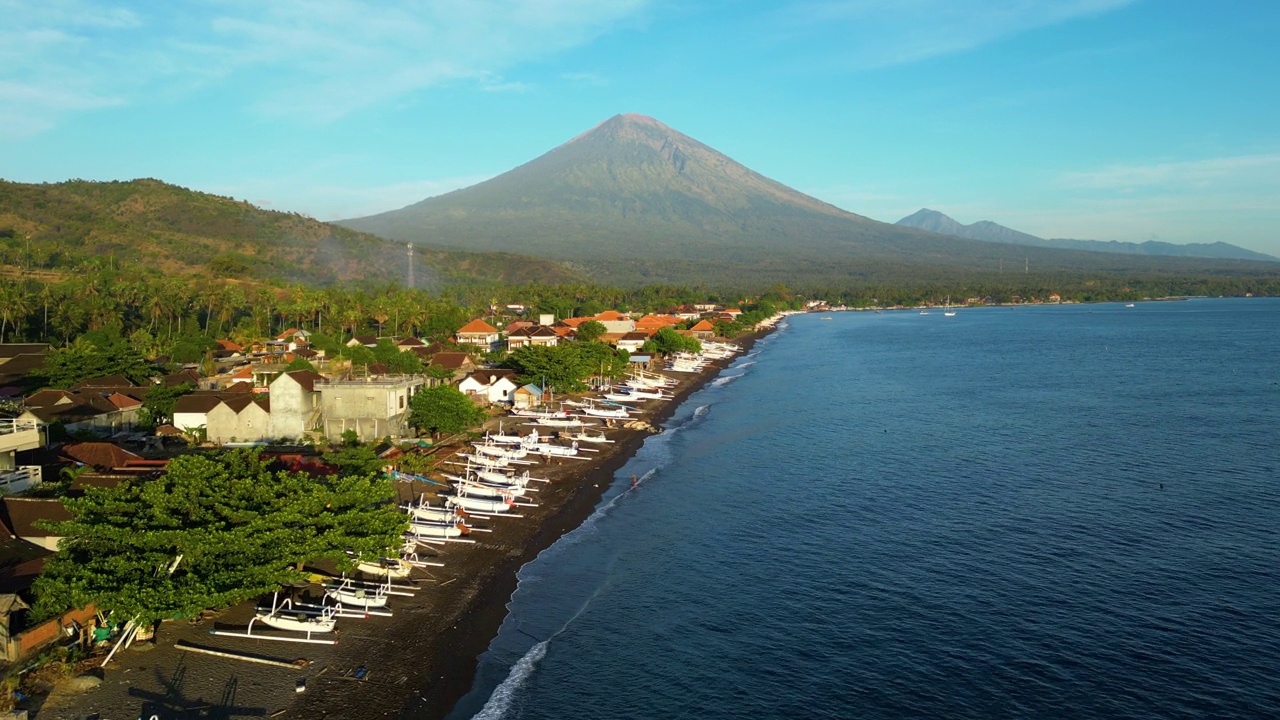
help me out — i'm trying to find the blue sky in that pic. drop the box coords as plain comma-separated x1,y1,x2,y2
3,0,1278,255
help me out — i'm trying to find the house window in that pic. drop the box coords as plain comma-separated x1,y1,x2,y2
400,396,405,409
246,419,252,427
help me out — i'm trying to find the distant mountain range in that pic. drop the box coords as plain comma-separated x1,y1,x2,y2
340,114,1278,287
896,209,1277,263
0,179,587,288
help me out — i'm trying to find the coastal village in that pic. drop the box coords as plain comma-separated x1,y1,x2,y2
0,300,789,719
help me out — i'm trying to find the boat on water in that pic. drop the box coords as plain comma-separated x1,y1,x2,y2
1125,303,1135,308
943,297,956,317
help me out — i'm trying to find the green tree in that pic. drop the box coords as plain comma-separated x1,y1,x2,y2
38,333,155,388
284,357,317,372
30,450,405,625
322,444,386,477
575,319,606,343
141,382,195,427
409,386,486,437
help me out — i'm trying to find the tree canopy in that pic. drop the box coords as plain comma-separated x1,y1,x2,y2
505,341,628,393
31,449,405,625
408,386,486,436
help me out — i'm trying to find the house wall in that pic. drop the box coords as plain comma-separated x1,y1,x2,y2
4,604,97,663
173,411,209,434
268,375,316,441
598,320,636,334
206,404,270,443
319,379,424,442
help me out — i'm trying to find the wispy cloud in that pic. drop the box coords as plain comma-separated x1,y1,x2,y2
1,0,652,131
770,0,1138,69
1060,153,1280,191
206,174,495,222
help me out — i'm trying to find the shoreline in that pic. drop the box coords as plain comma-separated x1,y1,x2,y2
403,327,771,720
36,328,772,720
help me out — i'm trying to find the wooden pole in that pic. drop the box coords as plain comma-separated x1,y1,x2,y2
176,642,307,669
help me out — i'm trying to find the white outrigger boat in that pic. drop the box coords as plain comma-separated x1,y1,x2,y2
530,440,585,459
255,596,338,634
349,552,414,579
529,416,595,428
473,442,529,460
324,576,391,609
617,386,673,399
403,494,469,523
445,492,517,514
560,429,612,444
407,517,472,539
578,404,632,420
601,392,646,403
509,406,574,420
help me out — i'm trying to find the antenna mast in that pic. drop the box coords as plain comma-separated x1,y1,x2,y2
407,243,414,289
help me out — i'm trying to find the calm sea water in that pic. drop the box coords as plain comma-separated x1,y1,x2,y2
446,298,1280,720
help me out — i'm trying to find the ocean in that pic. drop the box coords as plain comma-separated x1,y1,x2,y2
445,298,1280,719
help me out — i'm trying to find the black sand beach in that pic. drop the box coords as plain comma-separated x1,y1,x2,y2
33,331,766,720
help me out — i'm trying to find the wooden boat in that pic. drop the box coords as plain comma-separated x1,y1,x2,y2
560,429,612,444
445,492,516,514
474,442,528,460
407,518,470,539
579,405,631,419
324,577,390,609
255,598,338,634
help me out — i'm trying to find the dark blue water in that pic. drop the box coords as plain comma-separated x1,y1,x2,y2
446,298,1280,720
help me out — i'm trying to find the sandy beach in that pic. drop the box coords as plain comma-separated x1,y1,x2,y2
32,331,765,720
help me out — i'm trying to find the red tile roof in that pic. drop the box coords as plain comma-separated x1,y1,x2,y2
457,319,499,334
61,442,142,471
690,320,716,331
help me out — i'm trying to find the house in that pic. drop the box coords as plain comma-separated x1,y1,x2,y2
20,388,144,435
673,305,702,321
59,442,142,471
615,332,648,353
162,369,205,388
511,384,544,410
275,328,312,343
458,370,519,405
172,389,265,442
1048,294,1062,303
504,321,534,335
395,337,426,352
689,319,716,341
317,376,426,442
227,365,254,387
206,395,271,443
428,352,477,382
506,326,560,350
213,339,245,359
0,497,72,552
592,311,635,334
346,335,378,348
0,344,50,387
455,320,500,351
268,369,324,441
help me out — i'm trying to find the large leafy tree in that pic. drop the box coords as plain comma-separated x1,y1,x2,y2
408,385,486,437
141,381,195,426
506,342,628,393
38,332,156,388
575,320,606,343
30,450,405,625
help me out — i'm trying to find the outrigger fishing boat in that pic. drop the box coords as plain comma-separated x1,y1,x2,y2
254,596,339,634
324,576,391,609
559,429,612,444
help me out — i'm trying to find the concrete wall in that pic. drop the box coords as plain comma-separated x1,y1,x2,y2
206,403,270,444
319,378,424,442
268,374,316,441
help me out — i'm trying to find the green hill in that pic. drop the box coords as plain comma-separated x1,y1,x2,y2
340,114,1280,288
0,178,586,288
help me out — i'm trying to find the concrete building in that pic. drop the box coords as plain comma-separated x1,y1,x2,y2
317,375,426,442
268,370,323,441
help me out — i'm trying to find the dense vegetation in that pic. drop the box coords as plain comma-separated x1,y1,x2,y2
32,449,405,625
0,178,586,288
